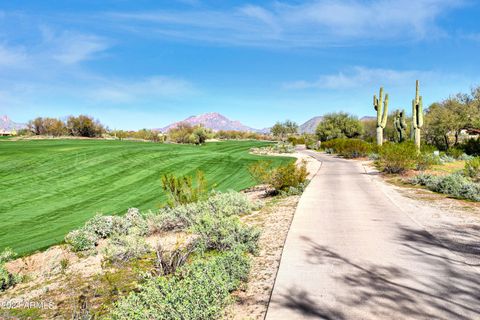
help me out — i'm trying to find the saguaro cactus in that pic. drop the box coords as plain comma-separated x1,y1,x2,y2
373,87,389,146
394,109,407,142
412,80,424,151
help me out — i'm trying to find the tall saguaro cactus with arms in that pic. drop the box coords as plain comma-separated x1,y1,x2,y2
374,87,389,146
412,80,424,151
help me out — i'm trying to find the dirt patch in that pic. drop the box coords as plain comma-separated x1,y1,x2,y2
227,195,300,320
0,231,195,319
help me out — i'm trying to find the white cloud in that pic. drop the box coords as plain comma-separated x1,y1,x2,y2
40,28,111,64
89,76,196,103
283,67,437,89
54,34,110,64
0,44,28,66
106,0,464,47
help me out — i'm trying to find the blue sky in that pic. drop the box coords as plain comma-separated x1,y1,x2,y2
1,0,480,130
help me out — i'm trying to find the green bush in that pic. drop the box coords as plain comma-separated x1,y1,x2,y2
416,152,441,171
279,181,309,196
250,142,295,154
249,160,308,194
147,191,258,233
378,142,418,174
148,202,203,232
205,191,261,217
108,249,250,320
65,208,148,252
84,214,126,239
321,138,373,158
161,171,208,207
446,147,464,159
124,208,149,236
192,213,260,254
439,154,456,164
410,173,480,201
65,229,98,252
464,157,480,182
0,248,21,292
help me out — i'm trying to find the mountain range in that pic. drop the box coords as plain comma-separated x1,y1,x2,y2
158,112,266,133
2,113,375,135
0,115,26,133
159,112,328,134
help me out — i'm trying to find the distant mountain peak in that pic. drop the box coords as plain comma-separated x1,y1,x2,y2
299,116,324,134
159,112,259,133
0,115,26,133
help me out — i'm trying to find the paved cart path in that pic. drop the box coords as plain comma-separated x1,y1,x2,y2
265,151,480,320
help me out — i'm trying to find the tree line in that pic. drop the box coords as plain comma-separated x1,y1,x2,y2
314,85,480,152
27,115,106,138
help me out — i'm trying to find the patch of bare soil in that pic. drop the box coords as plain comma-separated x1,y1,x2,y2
0,232,194,319
227,194,300,320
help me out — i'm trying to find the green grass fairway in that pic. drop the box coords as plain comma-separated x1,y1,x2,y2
0,139,292,255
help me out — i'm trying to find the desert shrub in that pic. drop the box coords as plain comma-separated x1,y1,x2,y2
368,153,380,160
192,213,260,254
153,241,198,276
123,208,149,236
161,171,208,207
410,173,439,187
84,214,126,239
378,142,418,174
416,152,441,171
0,248,21,292
103,234,151,263
410,173,480,201
148,202,205,233
250,142,295,155
108,249,250,320
65,229,98,252
439,154,456,164
446,147,464,159
205,191,261,216
304,135,318,150
279,182,309,196
65,208,148,252
147,191,258,234
321,138,372,158
459,153,475,161
249,160,307,194
464,157,480,182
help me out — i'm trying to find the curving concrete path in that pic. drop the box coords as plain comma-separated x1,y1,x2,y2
265,151,480,320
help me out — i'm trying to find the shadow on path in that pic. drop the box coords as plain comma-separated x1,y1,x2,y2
282,234,480,320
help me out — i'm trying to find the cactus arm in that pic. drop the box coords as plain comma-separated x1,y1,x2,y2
374,95,378,111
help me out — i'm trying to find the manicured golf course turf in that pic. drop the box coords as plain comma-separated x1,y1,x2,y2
0,139,293,255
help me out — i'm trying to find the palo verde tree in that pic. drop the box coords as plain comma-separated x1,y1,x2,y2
373,87,389,146
315,112,362,141
270,120,298,141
